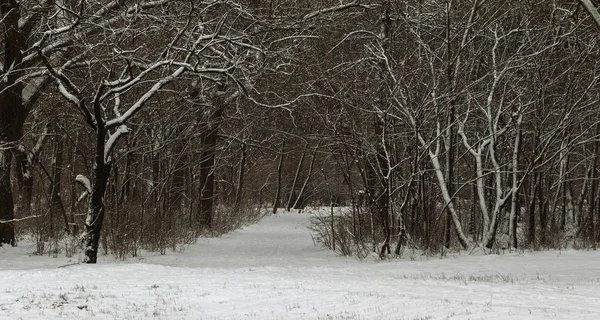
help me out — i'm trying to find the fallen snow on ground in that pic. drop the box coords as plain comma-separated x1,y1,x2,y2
2,210,600,319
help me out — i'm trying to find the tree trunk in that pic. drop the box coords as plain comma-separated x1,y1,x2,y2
198,89,224,227
286,146,306,211
272,140,285,214
375,112,390,257
469,183,477,241
0,150,15,246
588,140,599,243
198,133,217,227
49,124,70,234
444,123,454,249
539,172,548,247
83,122,111,263
234,142,246,208
14,150,34,213
423,145,471,249
0,0,26,246
83,162,111,263
508,114,523,248
293,142,320,210
377,0,392,257
169,137,186,215
527,173,538,246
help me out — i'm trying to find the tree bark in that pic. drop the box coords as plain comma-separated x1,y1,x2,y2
198,85,225,227
83,118,111,263
539,171,548,247
527,173,538,246
49,123,70,234
293,142,320,210
0,0,26,246
234,142,246,209
587,126,599,243
0,150,15,246
272,140,285,214
15,149,34,213
377,0,392,257
286,146,306,211
508,114,523,248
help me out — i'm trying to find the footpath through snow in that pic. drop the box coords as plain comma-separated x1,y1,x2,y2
1,211,600,319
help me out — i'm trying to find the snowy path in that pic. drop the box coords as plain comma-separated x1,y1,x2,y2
2,211,600,319
141,211,344,269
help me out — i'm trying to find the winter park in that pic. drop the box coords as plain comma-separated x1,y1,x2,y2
3,0,600,319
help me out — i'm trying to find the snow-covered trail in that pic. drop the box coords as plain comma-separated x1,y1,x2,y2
2,211,600,319
140,211,345,269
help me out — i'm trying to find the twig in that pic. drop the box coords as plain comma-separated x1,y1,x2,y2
0,215,42,224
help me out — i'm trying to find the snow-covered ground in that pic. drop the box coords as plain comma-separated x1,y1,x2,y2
2,210,600,319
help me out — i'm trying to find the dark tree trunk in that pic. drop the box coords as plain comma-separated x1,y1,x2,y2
235,142,246,209
0,151,15,246
376,0,392,257
15,150,34,213
375,112,390,257
586,122,600,243
49,124,70,234
169,136,186,214
286,147,306,211
511,190,520,249
198,86,225,227
83,121,111,263
360,151,378,252
119,138,135,204
198,141,216,227
444,131,455,249
528,173,538,246
14,124,47,217
293,142,319,210
469,183,477,241
539,173,547,247
443,0,457,250
272,140,285,214
84,162,111,263
588,150,599,243
595,180,600,244
0,0,26,246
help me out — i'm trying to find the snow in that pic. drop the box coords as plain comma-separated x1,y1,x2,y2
75,175,91,194
104,124,129,162
2,210,600,319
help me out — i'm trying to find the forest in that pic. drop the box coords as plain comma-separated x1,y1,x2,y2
2,0,600,264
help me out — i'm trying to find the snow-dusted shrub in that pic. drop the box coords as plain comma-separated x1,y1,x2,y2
309,206,372,259
210,202,263,236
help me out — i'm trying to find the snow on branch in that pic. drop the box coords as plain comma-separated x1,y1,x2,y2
22,0,179,64
0,216,42,224
104,125,129,163
105,66,187,129
38,50,96,129
302,1,377,20
18,0,55,34
22,75,50,111
580,0,600,31
100,60,174,101
75,175,92,194
39,0,84,37
40,58,80,104
246,93,332,112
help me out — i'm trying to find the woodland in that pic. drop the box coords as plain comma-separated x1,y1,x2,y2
2,0,600,263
